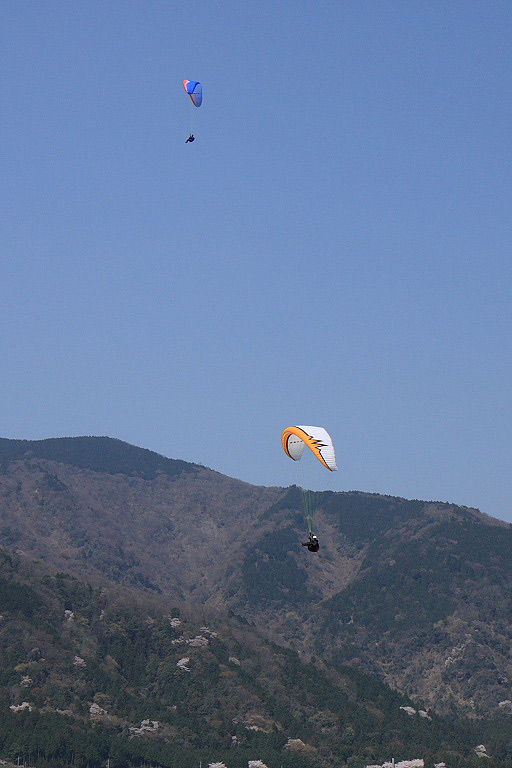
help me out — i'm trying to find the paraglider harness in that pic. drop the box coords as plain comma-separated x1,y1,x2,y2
302,533,320,552
185,134,195,143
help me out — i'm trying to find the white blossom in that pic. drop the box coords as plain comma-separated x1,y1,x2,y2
444,640,469,667
89,703,107,717
396,761,424,768
187,635,209,648
372,761,424,768
200,626,218,638
284,738,307,751
129,720,159,736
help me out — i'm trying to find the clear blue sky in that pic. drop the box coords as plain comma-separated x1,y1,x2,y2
2,1,511,520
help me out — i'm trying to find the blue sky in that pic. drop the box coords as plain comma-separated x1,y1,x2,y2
1,1,511,520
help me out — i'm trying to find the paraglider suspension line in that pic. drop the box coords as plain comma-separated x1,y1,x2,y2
188,103,196,138
303,489,314,535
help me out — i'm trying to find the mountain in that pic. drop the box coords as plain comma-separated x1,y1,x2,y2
0,436,281,604
1,436,512,727
0,549,508,768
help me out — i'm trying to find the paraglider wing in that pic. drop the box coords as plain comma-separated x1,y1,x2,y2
282,426,338,472
183,79,202,107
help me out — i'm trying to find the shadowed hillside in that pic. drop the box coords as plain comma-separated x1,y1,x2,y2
0,436,198,480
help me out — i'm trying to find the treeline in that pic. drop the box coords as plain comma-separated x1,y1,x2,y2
0,709,317,768
0,555,509,768
0,436,197,480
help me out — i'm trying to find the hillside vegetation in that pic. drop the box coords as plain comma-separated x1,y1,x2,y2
0,549,509,768
1,436,512,765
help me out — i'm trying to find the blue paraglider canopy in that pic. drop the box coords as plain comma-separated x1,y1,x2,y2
183,80,202,107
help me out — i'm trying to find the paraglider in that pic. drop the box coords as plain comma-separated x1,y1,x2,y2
302,533,320,552
183,80,202,107
183,80,202,142
282,425,338,552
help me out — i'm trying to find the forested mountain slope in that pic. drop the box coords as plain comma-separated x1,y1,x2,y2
0,549,509,768
1,436,511,723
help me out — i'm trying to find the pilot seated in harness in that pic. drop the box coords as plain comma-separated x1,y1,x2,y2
302,533,320,552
